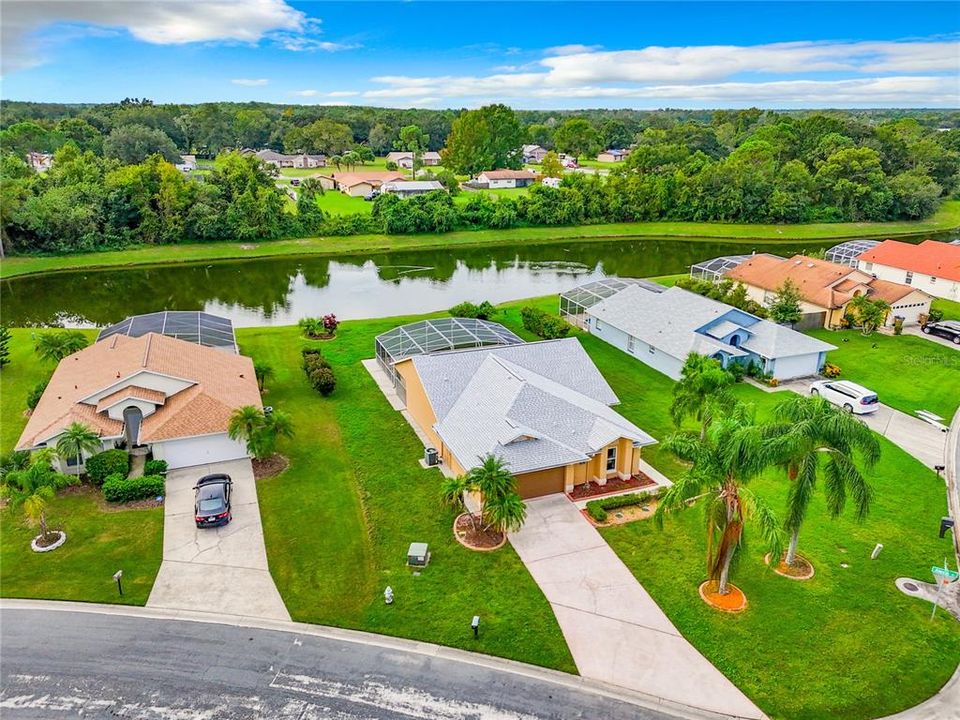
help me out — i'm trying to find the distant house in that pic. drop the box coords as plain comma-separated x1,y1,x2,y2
475,169,537,189
541,177,561,189
597,148,630,163
380,180,445,198
557,153,579,169
176,154,197,172
253,149,325,169
333,171,406,196
522,144,548,164
385,151,441,169
291,153,326,169
856,239,960,302
575,283,836,382
26,151,53,172
726,254,932,328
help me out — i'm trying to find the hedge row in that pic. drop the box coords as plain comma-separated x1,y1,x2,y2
102,473,165,503
85,449,129,486
302,348,336,396
144,459,168,475
586,492,649,523
520,307,571,339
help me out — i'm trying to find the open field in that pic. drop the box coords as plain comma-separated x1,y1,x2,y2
3,200,956,279
806,328,960,421
933,297,960,321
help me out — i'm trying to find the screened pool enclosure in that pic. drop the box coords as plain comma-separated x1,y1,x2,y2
375,318,523,400
824,239,880,267
97,311,237,352
559,277,666,327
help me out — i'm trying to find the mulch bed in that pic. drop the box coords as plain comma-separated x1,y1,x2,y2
453,513,506,551
699,581,748,613
61,484,163,512
253,454,290,480
33,531,64,549
567,471,657,501
765,552,816,580
303,332,336,341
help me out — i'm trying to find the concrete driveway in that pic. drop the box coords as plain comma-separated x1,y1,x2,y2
510,495,765,720
147,458,290,621
776,379,948,469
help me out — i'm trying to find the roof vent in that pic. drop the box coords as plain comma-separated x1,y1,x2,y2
807,263,815,268
794,260,802,265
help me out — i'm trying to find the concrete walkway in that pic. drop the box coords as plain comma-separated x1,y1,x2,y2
147,458,290,621
509,495,766,720
877,662,960,720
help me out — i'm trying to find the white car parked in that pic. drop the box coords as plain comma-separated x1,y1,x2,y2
809,380,879,415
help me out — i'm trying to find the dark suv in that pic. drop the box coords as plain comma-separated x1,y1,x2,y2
922,320,960,345
194,474,233,528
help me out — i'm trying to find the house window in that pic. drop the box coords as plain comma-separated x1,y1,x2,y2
863,262,873,271
763,290,777,305
905,271,913,285
648,345,655,354
65,454,81,467
627,335,636,353
606,446,617,472
595,320,603,332
930,276,937,284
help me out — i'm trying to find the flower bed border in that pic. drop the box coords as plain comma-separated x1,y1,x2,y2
698,580,748,613
452,513,506,552
31,530,67,553
764,552,816,580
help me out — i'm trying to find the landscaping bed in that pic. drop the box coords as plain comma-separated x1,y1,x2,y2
252,454,289,480
568,471,656,500
453,513,506,551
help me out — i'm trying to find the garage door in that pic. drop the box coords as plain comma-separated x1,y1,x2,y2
516,467,565,498
772,354,819,381
153,434,248,470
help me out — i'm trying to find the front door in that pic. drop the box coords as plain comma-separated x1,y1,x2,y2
123,406,143,446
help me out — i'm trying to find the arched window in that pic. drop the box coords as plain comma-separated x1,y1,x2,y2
729,333,741,348
123,406,143,446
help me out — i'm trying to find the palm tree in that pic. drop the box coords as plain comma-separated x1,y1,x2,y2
765,394,879,567
342,150,360,171
440,473,475,527
329,155,343,172
257,409,295,458
253,360,274,393
655,403,782,595
34,330,89,363
228,405,266,458
2,449,73,543
467,454,526,533
670,353,735,438
55,422,102,477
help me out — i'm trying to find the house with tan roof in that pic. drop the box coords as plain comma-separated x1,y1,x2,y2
725,254,932,329
857,239,960,302
385,151,441,168
17,327,262,473
332,171,406,196
476,169,537,189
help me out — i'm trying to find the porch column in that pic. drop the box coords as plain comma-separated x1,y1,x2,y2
564,464,575,494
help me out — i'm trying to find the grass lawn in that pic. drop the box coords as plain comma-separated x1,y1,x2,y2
4,201,957,280
502,320,959,720
0,329,163,606
806,328,960,421
933,296,960,321
239,322,576,672
315,190,373,215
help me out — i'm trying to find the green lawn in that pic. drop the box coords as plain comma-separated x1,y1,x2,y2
315,190,373,215
533,327,960,720
806,328,960,421
239,323,576,672
933,296,960,321
4,201,957,280
0,329,163,605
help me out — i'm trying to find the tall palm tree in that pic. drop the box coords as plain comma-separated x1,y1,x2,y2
656,403,782,595
34,330,89,363
329,155,343,172
55,422,102,477
228,405,266,458
442,454,526,535
765,394,879,567
670,353,735,438
342,150,360,171
257,409,295,458
253,360,274,393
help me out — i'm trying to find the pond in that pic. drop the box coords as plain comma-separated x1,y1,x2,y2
2,237,838,328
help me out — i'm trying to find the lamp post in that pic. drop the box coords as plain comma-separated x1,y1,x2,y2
113,570,123,597
471,615,479,639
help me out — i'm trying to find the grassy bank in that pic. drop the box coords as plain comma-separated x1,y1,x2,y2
3,200,957,280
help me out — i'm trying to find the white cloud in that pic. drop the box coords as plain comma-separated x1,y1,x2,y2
544,44,602,56
1,0,357,74
327,90,360,97
362,38,959,107
232,78,269,86
293,89,320,96
292,89,358,98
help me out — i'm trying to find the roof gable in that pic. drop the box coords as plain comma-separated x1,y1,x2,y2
859,240,960,282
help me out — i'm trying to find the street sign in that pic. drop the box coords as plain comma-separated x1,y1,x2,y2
931,565,959,582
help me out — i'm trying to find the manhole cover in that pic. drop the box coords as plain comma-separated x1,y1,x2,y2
903,582,919,592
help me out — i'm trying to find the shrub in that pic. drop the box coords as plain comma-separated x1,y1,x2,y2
585,492,650,522
449,301,496,320
541,315,572,339
144,459,168,476
302,348,331,373
727,361,747,382
822,362,841,378
521,307,571,339
85,449,129,486
322,313,339,335
926,308,944,323
26,378,49,410
310,367,337,396
385,160,398,171
102,473,165,503
521,306,546,335
586,502,608,522
299,317,325,338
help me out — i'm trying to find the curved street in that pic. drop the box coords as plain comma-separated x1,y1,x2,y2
0,604,706,720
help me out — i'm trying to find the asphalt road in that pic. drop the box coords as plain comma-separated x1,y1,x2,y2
0,608,680,720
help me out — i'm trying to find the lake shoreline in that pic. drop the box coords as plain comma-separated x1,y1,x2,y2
3,200,958,280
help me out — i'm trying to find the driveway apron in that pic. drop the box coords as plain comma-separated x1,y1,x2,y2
510,495,766,720
147,458,290,621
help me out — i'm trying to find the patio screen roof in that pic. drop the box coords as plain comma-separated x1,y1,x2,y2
97,311,238,352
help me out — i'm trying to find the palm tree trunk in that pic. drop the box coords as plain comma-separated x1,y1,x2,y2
785,528,800,566
717,547,734,595
77,452,82,477
40,511,48,541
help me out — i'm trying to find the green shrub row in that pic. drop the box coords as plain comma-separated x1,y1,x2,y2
302,348,336,396
102,473,165,503
144,459,168,476
520,307,571,339
26,379,49,411
449,300,496,320
586,492,649,522
84,449,129,486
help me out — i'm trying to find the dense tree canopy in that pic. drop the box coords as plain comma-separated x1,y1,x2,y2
441,104,525,175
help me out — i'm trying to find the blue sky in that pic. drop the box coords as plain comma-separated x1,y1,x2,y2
2,2,957,108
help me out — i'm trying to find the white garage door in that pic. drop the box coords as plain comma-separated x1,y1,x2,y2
153,434,249,470
771,354,820,381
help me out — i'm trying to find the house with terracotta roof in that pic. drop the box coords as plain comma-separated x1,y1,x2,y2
475,169,537,189
17,331,262,473
856,239,960,302
726,254,932,329
332,170,406,196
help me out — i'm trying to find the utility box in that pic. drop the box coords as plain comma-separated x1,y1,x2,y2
407,542,430,567
424,448,439,466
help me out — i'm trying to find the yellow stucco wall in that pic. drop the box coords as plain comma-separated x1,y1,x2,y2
394,360,441,450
